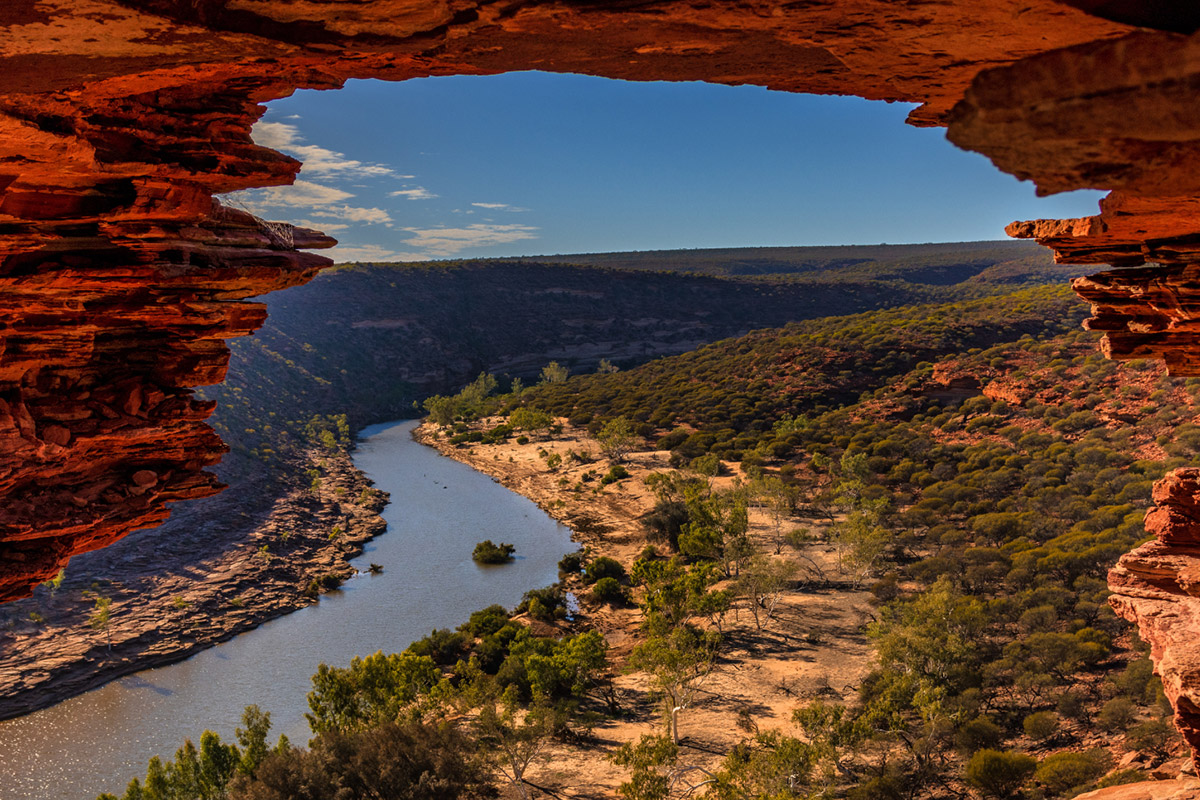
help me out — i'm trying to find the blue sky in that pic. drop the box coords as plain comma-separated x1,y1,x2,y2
227,72,1105,263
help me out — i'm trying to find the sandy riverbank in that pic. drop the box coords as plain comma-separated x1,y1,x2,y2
415,418,877,797
0,449,387,720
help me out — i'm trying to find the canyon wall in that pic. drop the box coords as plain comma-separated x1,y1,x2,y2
4,0,1200,769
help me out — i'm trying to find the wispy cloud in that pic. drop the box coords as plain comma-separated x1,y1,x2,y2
312,205,393,225
253,121,397,179
325,244,428,263
401,223,539,256
470,202,529,212
241,179,355,209
389,187,438,200
296,219,349,232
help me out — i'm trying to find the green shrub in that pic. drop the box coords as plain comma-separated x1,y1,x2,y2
1035,749,1109,796
1092,768,1146,790
965,749,1036,799
1124,718,1177,757
472,540,515,565
1023,711,1059,742
519,586,564,621
957,717,1003,755
591,577,627,605
558,550,587,575
584,556,627,585
1098,697,1137,733
458,604,511,638
600,464,630,485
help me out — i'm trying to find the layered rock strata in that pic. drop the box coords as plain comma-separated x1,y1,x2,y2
1111,471,1200,759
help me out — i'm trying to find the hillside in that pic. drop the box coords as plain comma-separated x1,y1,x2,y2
501,240,1065,281
203,244,1062,472
469,285,1196,796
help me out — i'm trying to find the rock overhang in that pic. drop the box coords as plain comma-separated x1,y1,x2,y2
1,0,1200,776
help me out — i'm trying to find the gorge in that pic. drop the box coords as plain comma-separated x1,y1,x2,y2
6,1,1200,794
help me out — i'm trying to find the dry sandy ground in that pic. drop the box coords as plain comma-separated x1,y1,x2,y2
417,419,877,798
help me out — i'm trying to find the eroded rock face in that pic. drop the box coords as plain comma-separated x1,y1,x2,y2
1,3,1200,768
1111,470,1200,758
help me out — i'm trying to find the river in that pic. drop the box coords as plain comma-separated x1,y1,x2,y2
0,420,575,800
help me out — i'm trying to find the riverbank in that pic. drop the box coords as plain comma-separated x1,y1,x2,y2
415,418,877,797
0,448,388,720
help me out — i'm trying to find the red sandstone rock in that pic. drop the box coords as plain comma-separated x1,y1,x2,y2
1111,469,1200,759
1074,777,1200,800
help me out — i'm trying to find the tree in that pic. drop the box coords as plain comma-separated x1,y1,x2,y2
597,358,619,374
708,730,817,800
509,406,553,439
598,416,637,462
423,395,456,427
628,623,721,744
236,705,273,776
89,594,113,653
474,690,565,800
830,511,888,587
228,720,486,800
736,556,796,631
610,735,678,800
753,476,798,554
540,361,568,384
305,651,441,734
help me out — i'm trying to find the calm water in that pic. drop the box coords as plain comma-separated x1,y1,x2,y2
0,419,574,800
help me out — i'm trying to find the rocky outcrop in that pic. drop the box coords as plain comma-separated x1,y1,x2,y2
1111,471,1200,758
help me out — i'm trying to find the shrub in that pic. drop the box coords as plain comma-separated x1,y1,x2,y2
472,539,515,565
1098,697,1137,733
1023,711,1059,742
600,464,630,486
1056,692,1087,722
591,577,627,605
1035,749,1109,796
519,586,564,621
584,556,627,585
558,550,587,575
965,749,1036,799
458,604,511,638
957,717,1003,755
228,719,487,800
1125,718,1177,757
1093,769,1146,790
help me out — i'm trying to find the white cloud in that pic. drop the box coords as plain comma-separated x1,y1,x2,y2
312,205,393,225
326,244,429,263
240,179,354,209
389,187,438,200
470,202,529,212
296,219,349,232
401,223,539,256
252,121,396,179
